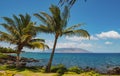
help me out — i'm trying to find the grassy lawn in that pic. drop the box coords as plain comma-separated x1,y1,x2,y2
0,65,120,76
0,70,120,76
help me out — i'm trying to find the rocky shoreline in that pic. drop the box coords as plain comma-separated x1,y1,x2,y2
0,55,39,66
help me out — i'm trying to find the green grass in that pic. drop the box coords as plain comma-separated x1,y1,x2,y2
16,70,58,76
0,70,120,76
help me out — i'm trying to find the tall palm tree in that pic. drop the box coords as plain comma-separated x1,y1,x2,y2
34,5,90,72
0,14,49,68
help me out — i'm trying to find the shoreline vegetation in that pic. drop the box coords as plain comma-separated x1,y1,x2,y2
0,53,120,76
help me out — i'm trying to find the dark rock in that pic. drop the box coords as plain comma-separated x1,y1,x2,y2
0,55,39,66
19,62,26,67
7,60,14,64
107,67,120,75
84,66,96,72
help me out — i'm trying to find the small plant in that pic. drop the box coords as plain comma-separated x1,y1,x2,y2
68,66,83,74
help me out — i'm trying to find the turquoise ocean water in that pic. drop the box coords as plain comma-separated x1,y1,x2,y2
20,52,120,72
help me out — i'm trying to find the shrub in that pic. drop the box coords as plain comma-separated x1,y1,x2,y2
51,64,67,74
0,53,8,58
85,71,100,76
0,47,16,53
40,67,46,73
68,66,83,74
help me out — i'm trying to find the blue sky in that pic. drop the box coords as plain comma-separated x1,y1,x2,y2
0,0,120,53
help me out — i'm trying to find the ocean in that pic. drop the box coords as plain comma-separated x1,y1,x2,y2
20,52,120,72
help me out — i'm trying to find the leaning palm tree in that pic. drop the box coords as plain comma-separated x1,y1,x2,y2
34,5,90,72
0,14,48,68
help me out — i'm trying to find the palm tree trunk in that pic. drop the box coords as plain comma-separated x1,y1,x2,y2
45,35,58,72
16,52,20,68
16,45,23,68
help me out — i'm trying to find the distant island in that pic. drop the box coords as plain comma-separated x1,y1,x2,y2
45,48,90,53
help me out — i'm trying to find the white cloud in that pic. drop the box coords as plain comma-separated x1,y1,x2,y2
105,41,112,45
65,35,98,41
90,36,99,40
96,30,120,39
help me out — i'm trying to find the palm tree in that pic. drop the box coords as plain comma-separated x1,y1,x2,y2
34,5,90,72
0,14,49,68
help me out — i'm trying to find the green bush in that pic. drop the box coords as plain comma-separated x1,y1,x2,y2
0,47,16,53
83,71,100,76
0,53,8,58
51,64,67,74
40,67,46,73
68,66,83,74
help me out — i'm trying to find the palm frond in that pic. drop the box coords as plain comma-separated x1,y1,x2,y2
64,24,83,31
58,0,87,8
1,23,20,37
22,22,36,36
12,15,22,35
34,13,48,25
30,39,45,43
34,12,56,33
26,42,49,50
49,5,61,30
21,34,31,43
2,17,15,26
58,0,76,8
61,6,70,28
40,12,53,23
0,31,17,43
63,29,90,39
40,12,56,28
19,14,31,26
36,25,54,33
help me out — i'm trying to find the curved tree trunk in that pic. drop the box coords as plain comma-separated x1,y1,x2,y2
16,52,20,68
45,35,58,72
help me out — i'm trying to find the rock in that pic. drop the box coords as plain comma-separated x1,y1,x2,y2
107,66,120,75
0,55,39,67
0,59,6,64
7,60,14,64
20,62,26,67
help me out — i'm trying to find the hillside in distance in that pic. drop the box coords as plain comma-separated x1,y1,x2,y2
46,48,90,53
